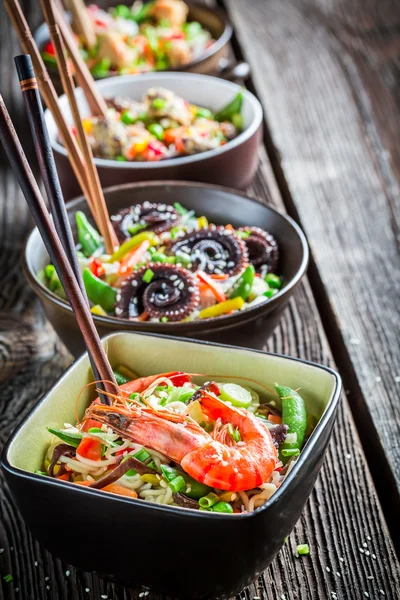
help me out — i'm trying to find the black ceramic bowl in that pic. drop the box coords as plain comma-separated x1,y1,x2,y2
34,1,233,91
2,332,341,598
44,73,263,198
23,182,309,356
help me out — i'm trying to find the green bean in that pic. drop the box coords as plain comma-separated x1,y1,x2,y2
83,269,117,312
230,264,255,301
76,211,102,257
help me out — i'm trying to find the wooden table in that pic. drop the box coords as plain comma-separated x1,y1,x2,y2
0,0,399,598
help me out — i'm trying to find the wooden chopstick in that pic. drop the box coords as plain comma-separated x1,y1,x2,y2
14,53,108,404
0,94,116,398
40,0,118,255
63,0,96,50
3,0,100,227
53,0,108,118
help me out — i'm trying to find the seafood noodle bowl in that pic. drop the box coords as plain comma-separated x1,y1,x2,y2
39,201,282,324
39,368,315,513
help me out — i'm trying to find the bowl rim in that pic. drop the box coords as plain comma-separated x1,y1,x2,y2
46,72,263,169
22,180,309,332
34,1,233,75
1,330,342,520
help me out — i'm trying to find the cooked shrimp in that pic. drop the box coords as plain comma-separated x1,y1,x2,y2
85,389,277,491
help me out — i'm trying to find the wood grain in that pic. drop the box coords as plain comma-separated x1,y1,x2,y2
0,1,399,599
224,0,400,528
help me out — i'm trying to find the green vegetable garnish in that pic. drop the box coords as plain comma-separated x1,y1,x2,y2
195,106,213,119
214,89,244,122
83,269,117,312
160,464,211,499
121,109,137,125
199,492,219,508
219,383,252,408
113,369,130,385
3,574,13,583
230,264,255,301
169,475,186,493
281,448,300,457
275,384,307,464
148,123,164,140
152,97,166,110
142,268,155,283
211,501,234,513
265,273,281,289
173,202,188,215
297,544,310,556
76,211,102,257
34,470,48,476
227,423,241,443
47,427,82,448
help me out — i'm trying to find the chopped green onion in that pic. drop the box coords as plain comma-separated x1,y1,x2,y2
166,386,195,404
121,109,137,125
227,423,241,443
296,544,310,556
34,470,48,476
169,475,186,493
142,268,155,283
235,229,251,239
281,448,300,457
173,202,188,215
129,392,140,400
147,460,157,470
47,427,82,448
148,123,164,140
3,574,13,583
264,289,278,299
116,155,127,161
264,273,282,289
161,316,168,323
124,448,152,476
199,492,219,508
211,501,234,513
127,223,146,235
88,427,104,433
152,97,167,110
195,106,213,119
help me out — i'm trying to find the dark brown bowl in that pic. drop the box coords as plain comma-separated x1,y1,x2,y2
34,1,232,93
44,73,263,198
23,182,309,356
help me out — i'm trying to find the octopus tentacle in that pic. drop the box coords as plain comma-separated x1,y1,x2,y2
111,202,181,242
238,226,279,273
168,226,247,276
115,263,199,322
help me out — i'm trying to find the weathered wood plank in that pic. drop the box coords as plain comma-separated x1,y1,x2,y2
224,0,400,523
0,1,398,599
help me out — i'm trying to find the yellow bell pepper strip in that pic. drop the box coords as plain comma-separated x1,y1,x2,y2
199,297,245,319
90,304,107,316
107,231,157,263
118,240,151,276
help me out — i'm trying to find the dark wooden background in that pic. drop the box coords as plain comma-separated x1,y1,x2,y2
0,0,399,599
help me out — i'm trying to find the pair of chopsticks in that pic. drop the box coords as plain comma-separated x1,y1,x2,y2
0,55,116,402
4,0,118,255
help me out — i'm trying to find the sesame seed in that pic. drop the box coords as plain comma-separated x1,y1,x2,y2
349,338,360,344
326,566,331,572
34,562,38,567
339,557,344,562
15,588,19,593
0,549,4,554
367,536,371,540
101,596,108,599
365,551,370,556
85,589,90,593
45,577,49,581
65,570,70,577
336,572,341,577
10,547,13,551
367,576,374,580
363,542,368,548
144,593,149,597
372,554,377,559
359,548,365,553
46,586,50,591
394,376,400,382
379,590,385,595
375,376,382,382
139,594,144,598
346,454,351,460
364,593,369,598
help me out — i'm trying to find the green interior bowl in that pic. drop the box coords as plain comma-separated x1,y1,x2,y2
2,332,341,597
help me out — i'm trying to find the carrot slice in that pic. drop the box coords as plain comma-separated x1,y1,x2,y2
268,414,282,424
197,271,226,303
75,481,138,499
118,240,150,276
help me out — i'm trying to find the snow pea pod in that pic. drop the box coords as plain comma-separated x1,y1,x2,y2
83,268,117,312
275,384,307,464
230,264,255,301
214,89,244,122
76,211,102,257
